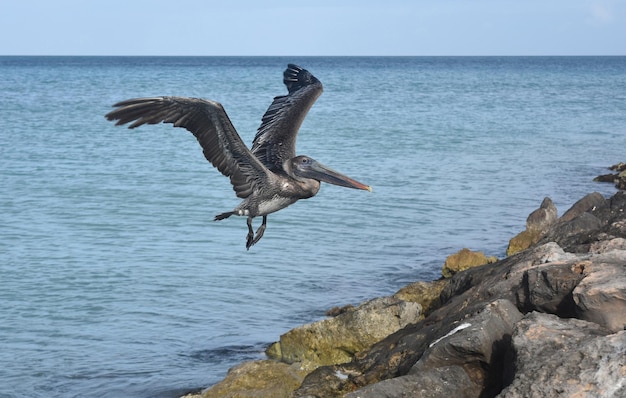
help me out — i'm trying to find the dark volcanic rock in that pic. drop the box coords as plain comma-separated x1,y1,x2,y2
293,230,626,397
595,162,626,190
509,191,626,255
517,256,585,317
594,173,618,183
559,192,606,222
344,366,477,398
341,300,522,398
540,212,604,251
408,299,523,395
540,191,626,252
293,242,591,397
610,162,626,172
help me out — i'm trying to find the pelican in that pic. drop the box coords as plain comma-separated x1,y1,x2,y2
105,64,371,249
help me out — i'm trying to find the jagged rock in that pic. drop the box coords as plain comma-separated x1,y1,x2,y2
343,366,477,398
540,191,626,253
541,212,604,247
498,312,626,398
293,242,598,397
291,244,555,396
266,297,422,371
308,300,523,398
610,162,626,172
506,229,543,256
441,248,497,278
526,197,558,231
589,237,626,253
608,163,626,190
441,242,581,312
618,170,626,189
409,299,523,395
573,250,626,333
559,192,606,222
508,192,615,256
594,173,618,183
597,192,626,240
507,197,558,255
201,360,306,398
595,163,626,190
291,365,356,398
516,257,586,317
345,300,523,398
197,191,626,398
393,279,448,315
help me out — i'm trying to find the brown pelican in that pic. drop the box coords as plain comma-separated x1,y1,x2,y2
105,64,371,249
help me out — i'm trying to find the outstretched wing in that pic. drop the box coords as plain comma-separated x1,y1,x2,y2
105,96,269,198
251,64,323,172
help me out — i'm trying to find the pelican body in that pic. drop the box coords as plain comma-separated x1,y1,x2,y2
106,64,371,249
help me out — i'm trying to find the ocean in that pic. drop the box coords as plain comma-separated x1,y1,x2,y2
1,56,624,397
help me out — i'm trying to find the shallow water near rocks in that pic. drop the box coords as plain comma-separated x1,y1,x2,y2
1,56,625,397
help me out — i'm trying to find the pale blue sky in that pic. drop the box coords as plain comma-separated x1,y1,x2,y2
1,0,624,56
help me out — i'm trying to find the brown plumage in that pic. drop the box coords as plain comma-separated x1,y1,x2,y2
106,64,371,249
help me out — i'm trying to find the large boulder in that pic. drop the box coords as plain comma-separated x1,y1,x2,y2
594,161,626,190
618,170,626,189
572,250,626,333
506,191,626,255
201,360,306,398
393,279,448,315
343,366,476,398
507,197,558,255
498,312,626,397
506,229,543,256
538,191,626,253
345,299,523,398
197,190,626,398
293,241,618,397
292,243,573,397
526,196,558,229
266,296,422,371
441,248,497,278
559,192,605,222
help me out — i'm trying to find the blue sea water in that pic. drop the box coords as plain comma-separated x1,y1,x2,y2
1,56,625,398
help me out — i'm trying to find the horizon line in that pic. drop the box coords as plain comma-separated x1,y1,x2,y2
1,54,625,57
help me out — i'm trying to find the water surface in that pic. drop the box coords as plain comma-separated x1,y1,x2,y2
1,56,624,397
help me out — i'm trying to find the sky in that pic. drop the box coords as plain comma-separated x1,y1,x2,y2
1,0,625,56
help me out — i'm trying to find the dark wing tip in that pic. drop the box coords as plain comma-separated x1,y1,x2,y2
283,64,320,94
104,97,163,127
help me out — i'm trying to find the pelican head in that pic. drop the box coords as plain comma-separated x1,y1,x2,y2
287,155,372,191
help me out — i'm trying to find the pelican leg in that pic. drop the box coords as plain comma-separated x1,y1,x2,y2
246,217,255,250
252,216,267,246
245,216,267,250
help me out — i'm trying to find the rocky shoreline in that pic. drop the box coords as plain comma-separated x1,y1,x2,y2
186,164,626,398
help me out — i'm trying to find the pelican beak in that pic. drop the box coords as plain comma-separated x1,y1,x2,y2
306,160,372,192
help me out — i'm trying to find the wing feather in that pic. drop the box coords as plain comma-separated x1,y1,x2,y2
105,96,269,198
251,64,323,171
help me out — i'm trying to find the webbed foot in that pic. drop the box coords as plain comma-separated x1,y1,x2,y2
245,216,267,250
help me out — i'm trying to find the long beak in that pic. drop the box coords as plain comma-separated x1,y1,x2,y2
305,161,372,192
